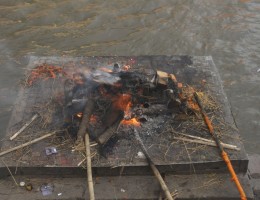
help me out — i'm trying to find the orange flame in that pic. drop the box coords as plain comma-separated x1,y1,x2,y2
76,112,83,118
121,118,140,126
113,93,141,126
113,94,132,111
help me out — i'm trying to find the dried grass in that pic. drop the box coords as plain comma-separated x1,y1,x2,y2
32,100,58,128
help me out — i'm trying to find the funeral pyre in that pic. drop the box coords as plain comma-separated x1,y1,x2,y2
60,63,201,148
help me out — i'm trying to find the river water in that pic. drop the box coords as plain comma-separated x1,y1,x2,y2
0,0,259,154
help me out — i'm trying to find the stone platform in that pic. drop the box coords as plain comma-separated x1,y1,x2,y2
0,56,248,176
0,56,253,199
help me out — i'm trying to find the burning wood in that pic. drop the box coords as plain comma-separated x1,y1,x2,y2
62,67,203,147
76,98,95,144
121,118,140,126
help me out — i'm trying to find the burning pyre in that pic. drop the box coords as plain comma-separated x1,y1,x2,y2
61,63,199,149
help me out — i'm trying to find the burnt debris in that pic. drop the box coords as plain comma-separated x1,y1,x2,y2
63,63,198,148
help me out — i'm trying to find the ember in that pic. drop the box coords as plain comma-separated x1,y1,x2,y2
26,64,67,86
113,94,132,111
121,118,140,126
76,112,83,118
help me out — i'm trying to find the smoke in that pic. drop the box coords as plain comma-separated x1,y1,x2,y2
81,64,121,85
90,70,121,85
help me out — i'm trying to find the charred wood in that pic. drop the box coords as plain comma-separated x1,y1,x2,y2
97,120,121,145
76,98,95,142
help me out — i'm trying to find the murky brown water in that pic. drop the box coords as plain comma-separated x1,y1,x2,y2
0,0,259,153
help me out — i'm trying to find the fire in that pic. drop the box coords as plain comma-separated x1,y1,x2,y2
113,94,132,111
121,118,140,127
113,93,140,126
76,112,83,118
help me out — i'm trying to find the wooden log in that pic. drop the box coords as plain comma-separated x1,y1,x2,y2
0,131,60,157
95,108,124,145
133,129,175,200
77,99,95,142
85,132,95,200
96,119,121,145
10,114,38,141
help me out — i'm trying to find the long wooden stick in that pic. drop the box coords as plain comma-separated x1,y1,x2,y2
174,136,240,151
10,114,38,141
0,131,59,157
85,133,95,200
134,129,175,200
172,130,239,150
194,92,247,200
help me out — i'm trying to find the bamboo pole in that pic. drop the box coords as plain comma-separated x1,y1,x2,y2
0,131,59,157
194,92,247,200
173,131,240,149
134,129,175,200
85,133,95,200
10,114,38,141
150,163,174,200
173,136,240,151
